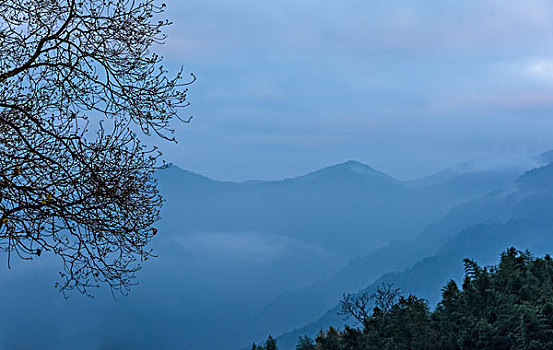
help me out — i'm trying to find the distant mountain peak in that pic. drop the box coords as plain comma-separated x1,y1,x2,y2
335,159,370,168
156,164,218,184
296,160,398,184
332,160,381,175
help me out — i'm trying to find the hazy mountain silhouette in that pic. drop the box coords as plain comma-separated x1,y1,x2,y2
227,165,522,344
157,160,519,257
270,161,553,350
0,160,525,350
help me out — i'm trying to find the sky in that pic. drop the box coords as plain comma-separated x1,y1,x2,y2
154,0,553,181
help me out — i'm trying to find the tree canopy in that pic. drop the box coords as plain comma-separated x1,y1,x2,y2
0,0,193,295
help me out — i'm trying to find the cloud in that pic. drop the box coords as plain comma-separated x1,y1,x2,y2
160,0,553,59
527,59,553,82
173,231,324,264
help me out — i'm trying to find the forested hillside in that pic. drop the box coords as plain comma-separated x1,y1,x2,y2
255,249,553,350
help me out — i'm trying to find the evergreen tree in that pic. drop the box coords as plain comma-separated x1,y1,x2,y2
254,335,279,350
296,336,316,350
265,335,278,350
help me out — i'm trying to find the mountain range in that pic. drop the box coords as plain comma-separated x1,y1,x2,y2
0,157,539,349
270,162,553,349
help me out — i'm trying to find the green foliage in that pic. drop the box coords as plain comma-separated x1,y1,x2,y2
296,336,316,350
254,335,279,350
297,248,553,350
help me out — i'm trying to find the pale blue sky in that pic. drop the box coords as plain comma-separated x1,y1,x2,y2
156,0,553,181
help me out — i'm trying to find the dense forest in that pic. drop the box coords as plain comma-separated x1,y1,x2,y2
253,248,553,350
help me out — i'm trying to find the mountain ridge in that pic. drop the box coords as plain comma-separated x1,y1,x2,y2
267,161,553,350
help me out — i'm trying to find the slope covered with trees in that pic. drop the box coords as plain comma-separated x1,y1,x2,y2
268,249,553,350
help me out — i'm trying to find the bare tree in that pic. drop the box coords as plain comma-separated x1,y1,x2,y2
339,283,401,325
0,0,194,296
340,291,372,325
372,282,401,313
